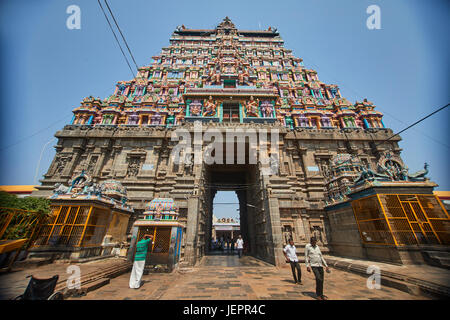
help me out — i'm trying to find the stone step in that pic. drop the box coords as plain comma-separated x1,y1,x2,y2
83,278,110,293
64,278,111,298
423,251,450,270
426,251,450,259
325,256,450,299
13,257,53,269
55,262,129,287
55,261,132,296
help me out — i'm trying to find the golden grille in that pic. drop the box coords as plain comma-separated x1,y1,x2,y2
133,226,172,260
32,205,111,248
353,194,450,246
152,227,171,253
351,196,395,245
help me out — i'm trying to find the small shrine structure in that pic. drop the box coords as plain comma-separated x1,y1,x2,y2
29,171,133,260
129,198,184,271
324,153,449,266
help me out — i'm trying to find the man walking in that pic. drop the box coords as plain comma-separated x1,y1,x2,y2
236,235,244,258
129,234,153,289
283,239,302,285
305,236,330,300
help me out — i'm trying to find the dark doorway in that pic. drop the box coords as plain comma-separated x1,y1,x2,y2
222,103,240,123
210,191,240,255
204,164,258,258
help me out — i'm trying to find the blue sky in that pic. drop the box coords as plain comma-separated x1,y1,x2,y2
0,0,449,218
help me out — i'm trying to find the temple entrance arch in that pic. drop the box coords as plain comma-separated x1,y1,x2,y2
209,191,240,253
204,164,257,257
182,157,286,267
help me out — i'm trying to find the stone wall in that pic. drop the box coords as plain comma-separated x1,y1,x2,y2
33,124,402,266
326,203,367,259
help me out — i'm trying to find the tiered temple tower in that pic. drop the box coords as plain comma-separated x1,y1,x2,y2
34,17,417,266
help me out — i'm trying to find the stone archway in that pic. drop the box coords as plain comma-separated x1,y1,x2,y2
182,160,285,267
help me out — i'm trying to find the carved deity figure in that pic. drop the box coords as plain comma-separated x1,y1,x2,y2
189,101,202,116
86,157,97,175
245,96,259,117
261,102,273,118
151,113,162,125
127,157,141,177
55,155,72,175
135,85,145,96
209,68,221,84
238,71,249,85
202,96,217,117
116,83,127,96
312,226,323,244
127,114,139,125
84,181,101,198
117,114,127,125
93,114,102,124
377,153,408,181
354,165,389,185
53,183,69,195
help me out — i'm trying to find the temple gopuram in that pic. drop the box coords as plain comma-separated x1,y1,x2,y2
32,17,449,267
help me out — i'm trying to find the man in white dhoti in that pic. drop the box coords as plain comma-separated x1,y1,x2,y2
129,234,153,289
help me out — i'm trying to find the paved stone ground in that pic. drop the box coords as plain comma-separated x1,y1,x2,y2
70,255,428,300
324,255,450,288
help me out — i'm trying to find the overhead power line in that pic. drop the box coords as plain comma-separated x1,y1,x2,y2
374,103,450,147
0,114,72,152
336,102,450,168
103,0,139,71
97,0,135,78
301,54,450,149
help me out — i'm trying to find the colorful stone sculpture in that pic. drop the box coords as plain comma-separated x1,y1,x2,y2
203,96,217,117
68,17,385,129
245,96,259,117
144,198,179,221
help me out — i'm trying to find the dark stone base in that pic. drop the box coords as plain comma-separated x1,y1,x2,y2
27,245,110,262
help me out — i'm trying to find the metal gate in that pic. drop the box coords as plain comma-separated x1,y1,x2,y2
352,194,449,246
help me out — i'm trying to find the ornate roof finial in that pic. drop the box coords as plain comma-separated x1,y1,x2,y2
217,16,235,29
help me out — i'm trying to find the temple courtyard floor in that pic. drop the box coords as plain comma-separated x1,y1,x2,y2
69,255,427,300
2,254,448,300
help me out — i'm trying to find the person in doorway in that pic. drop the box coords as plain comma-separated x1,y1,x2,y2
226,237,230,253
231,237,235,254
129,234,153,289
236,235,244,258
283,239,302,285
305,236,330,300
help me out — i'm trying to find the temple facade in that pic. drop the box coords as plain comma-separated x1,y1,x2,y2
32,18,447,267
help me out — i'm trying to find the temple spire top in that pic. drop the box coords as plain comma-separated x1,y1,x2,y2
217,16,236,30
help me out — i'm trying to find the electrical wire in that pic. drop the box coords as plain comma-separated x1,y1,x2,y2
0,114,72,152
331,102,450,168
300,53,450,149
103,0,139,71
97,0,135,78
373,103,449,147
